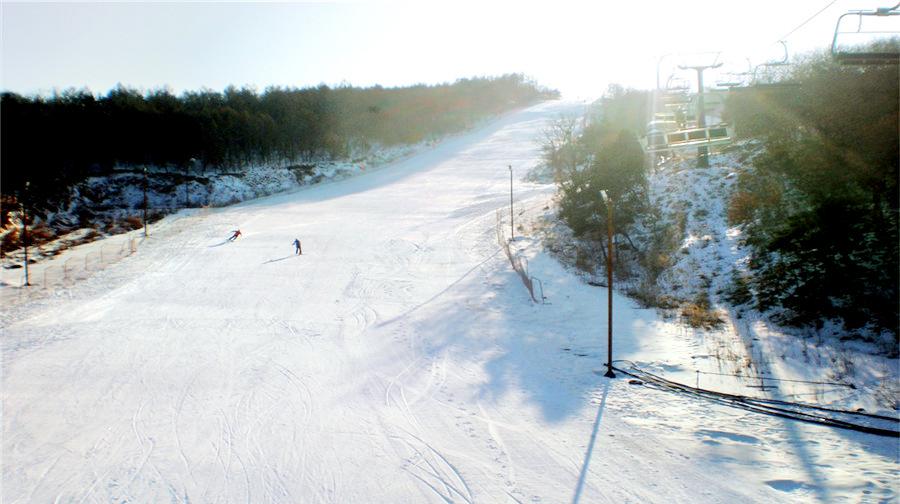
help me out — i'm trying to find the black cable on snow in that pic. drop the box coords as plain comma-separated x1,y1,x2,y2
741,395,899,423
694,369,855,388
612,361,900,438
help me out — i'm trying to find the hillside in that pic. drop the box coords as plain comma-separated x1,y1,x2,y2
2,101,897,503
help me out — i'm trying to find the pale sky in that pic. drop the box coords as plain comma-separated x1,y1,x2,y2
2,1,897,99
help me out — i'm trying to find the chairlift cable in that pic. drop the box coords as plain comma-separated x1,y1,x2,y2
778,0,840,42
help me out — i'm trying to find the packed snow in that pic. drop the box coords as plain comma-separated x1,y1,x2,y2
2,101,897,503
0,138,434,278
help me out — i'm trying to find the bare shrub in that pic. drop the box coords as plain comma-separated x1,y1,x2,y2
29,223,56,243
727,190,760,225
0,228,20,253
123,216,143,230
574,249,596,274
681,292,724,329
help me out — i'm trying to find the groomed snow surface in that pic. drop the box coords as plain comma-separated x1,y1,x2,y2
3,101,897,503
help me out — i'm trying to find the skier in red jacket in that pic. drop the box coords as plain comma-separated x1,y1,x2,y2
228,229,241,241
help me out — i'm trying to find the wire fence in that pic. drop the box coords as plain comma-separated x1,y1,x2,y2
3,205,214,293
0,206,218,310
496,209,540,303
7,236,141,292
2,237,139,306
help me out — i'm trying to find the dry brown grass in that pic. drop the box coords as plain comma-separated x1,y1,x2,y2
123,216,143,230
1,223,57,253
628,282,682,310
574,249,596,274
0,228,20,253
681,302,725,329
29,223,55,242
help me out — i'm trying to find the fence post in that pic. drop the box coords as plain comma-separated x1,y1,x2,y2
531,276,546,304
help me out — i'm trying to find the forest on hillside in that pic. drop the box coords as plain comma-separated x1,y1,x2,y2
726,52,898,341
1,74,558,208
542,53,898,343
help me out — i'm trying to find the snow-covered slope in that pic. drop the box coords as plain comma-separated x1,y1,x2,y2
2,102,896,503
648,152,898,413
0,141,430,275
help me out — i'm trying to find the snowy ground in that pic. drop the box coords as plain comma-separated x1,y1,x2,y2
2,101,897,503
0,138,432,278
647,152,898,413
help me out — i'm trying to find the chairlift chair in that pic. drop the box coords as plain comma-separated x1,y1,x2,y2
726,68,800,92
665,106,696,128
750,62,798,87
831,6,900,64
726,50,800,92
715,74,750,89
665,75,691,93
661,95,691,107
644,124,734,153
653,112,677,122
713,57,755,90
768,40,790,66
746,41,800,87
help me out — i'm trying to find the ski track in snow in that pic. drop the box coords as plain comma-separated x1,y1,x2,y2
2,101,897,503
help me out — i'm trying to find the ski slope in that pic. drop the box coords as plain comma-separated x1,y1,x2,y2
3,101,897,503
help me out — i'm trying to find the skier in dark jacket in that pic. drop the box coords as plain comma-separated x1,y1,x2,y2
228,229,242,241
293,238,302,255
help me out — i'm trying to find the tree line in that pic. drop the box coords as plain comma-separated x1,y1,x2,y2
726,52,898,341
548,57,898,342
543,85,650,269
1,74,558,208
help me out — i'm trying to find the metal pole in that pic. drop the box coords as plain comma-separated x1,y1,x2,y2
605,196,615,378
696,68,709,168
142,167,148,237
656,53,672,90
22,181,30,286
509,165,514,239
184,161,190,209
678,62,721,169
656,58,661,91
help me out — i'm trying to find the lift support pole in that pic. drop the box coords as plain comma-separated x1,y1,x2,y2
679,62,722,168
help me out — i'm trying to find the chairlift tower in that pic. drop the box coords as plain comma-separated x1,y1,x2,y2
678,62,722,168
